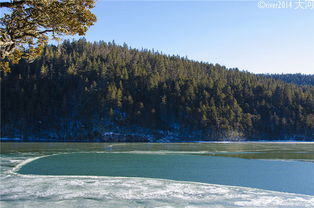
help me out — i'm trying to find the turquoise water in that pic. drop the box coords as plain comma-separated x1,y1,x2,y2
1,142,314,208
18,152,314,195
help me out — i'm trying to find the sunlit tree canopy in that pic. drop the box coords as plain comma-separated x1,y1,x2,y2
0,0,96,72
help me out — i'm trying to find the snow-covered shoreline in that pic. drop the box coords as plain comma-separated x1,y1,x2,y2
1,137,313,143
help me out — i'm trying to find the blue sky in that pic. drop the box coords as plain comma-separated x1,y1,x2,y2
71,0,313,74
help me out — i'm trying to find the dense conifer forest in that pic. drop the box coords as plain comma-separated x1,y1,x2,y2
260,74,314,86
1,39,314,141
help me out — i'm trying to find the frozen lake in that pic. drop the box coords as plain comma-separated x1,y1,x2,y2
1,142,314,207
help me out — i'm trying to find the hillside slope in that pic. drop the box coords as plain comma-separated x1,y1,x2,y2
260,74,314,86
1,39,314,141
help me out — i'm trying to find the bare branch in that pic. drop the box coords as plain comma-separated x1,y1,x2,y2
0,1,25,8
38,29,54,34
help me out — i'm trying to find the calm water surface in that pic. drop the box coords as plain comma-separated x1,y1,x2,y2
17,152,314,195
1,142,314,208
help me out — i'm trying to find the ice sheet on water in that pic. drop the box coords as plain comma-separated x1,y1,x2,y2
1,155,314,208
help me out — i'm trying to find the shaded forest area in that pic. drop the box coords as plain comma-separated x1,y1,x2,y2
260,74,314,86
1,39,314,141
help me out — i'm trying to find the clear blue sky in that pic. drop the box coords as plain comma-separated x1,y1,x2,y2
71,0,313,74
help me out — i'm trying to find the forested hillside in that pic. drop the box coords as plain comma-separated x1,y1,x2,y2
260,74,314,86
1,39,314,141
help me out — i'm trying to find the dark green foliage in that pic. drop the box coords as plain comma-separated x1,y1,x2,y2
1,39,314,140
260,74,314,86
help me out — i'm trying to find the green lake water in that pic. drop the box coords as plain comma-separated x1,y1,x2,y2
17,152,314,195
1,142,314,208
